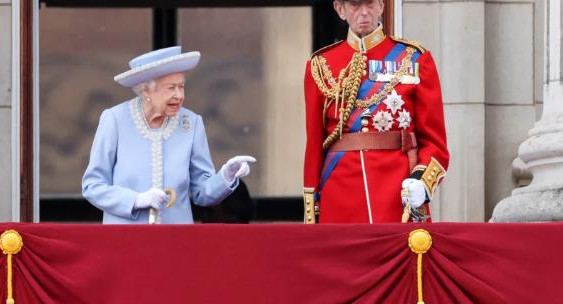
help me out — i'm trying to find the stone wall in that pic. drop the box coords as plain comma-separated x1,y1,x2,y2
403,0,540,221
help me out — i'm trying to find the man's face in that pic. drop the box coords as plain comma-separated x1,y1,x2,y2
334,0,384,37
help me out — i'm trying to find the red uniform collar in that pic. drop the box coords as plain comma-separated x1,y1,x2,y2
346,25,385,53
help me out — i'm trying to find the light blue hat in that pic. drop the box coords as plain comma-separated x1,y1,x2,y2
114,46,201,87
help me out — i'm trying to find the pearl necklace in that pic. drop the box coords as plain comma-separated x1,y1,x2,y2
129,98,179,188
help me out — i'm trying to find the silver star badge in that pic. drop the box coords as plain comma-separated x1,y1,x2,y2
397,109,412,129
372,110,394,132
383,89,404,115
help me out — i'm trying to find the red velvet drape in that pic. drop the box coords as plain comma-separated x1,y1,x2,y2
1,223,562,303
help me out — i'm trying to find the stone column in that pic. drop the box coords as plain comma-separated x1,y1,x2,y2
492,0,563,222
484,0,536,219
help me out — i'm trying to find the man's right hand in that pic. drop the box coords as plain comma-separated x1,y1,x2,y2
401,178,426,208
134,188,169,210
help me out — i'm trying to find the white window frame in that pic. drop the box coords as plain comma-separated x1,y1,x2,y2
394,0,402,37
11,0,40,222
11,0,20,221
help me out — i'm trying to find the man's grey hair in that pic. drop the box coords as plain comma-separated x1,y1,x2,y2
132,79,157,98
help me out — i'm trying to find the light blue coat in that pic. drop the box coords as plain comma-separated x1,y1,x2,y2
82,99,236,224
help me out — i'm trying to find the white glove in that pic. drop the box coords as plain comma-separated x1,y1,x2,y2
219,155,256,183
134,188,169,210
401,178,427,208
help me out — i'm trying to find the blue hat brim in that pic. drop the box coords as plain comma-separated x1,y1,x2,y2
114,51,201,87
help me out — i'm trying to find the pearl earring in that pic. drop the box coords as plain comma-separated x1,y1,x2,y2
146,97,152,103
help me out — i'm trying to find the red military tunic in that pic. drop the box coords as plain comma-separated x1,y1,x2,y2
303,26,449,223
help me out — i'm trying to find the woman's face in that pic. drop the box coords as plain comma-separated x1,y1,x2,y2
144,73,185,117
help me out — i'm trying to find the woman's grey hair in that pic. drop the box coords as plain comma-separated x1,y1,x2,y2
132,79,157,98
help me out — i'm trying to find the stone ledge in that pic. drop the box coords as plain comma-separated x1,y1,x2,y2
491,188,563,222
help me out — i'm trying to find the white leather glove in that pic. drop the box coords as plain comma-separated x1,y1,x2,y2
134,188,169,210
401,178,427,208
219,155,256,183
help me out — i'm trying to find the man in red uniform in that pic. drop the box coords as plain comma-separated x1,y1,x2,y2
303,0,449,224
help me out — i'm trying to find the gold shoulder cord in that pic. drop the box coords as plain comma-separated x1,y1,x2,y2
311,55,338,99
311,47,416,150
390,36,426,54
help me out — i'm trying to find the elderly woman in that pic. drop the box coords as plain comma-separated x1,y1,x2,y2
82,46,255,224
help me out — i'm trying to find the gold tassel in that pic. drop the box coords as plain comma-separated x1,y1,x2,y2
339,109,344,139
1,230,23,304
322,97,330,127
408,229,432,304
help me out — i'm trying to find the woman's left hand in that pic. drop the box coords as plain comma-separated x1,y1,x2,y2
220,155,256,183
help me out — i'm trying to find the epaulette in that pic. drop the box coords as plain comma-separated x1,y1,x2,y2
390,36,426,54
310,40,344,59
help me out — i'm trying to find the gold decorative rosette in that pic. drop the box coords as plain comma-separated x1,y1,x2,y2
1,230,24,304
408,229,432,304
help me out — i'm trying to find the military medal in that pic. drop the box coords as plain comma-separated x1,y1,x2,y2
369,60,391,81
370,59,421,84
368,60,382,81
386,61,394,74
360,109,372,133
401,62,420,84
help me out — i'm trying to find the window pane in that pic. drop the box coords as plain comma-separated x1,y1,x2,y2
179,7,312,196
39,8,151,194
